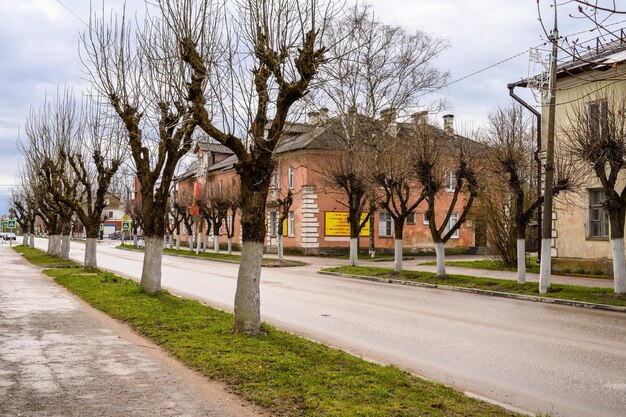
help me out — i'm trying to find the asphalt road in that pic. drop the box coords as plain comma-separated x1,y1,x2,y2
35,239,626,417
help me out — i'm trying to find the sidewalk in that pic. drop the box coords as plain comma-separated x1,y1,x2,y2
0,246,266,417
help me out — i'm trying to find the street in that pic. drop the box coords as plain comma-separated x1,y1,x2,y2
35,239,626,417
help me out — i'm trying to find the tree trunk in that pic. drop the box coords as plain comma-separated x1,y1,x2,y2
22,233,28,247
203,231,208,252
214,235,220,254
228,237,232,255
29,232,35,248
349,238,358,266
435,241,446,276
195,222,202,254
176,234,180,250
611,238,626,294
60,235,70,260
47,235,56,255
538,240,552,293
277,235,284,261
85,238,98,269
517,238,526,284
394,239,403,273
233,241,263,334
140,236,163,294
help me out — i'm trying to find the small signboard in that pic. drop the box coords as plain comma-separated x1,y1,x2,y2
99,223,104,231
324,212,369,237
7,220,16,229
122,221,131,231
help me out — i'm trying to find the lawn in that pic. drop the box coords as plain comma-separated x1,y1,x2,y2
13,245,80,268
16,246,519,417
323,265,626,308
419,258,611,278
118,244,307,267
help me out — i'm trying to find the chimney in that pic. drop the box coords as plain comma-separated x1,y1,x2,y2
319,107,330,123
380,108,398,136
443,114,454,136
307,111,320,125
411,111,429,126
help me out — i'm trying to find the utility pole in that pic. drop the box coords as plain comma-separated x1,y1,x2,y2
539,4,558,294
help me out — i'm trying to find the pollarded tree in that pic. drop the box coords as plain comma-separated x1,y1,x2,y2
174,0,336,333
485,103,576,283
9,186,31,246
412,119,480,277
317,4,448,266
82,4,200,292
370,121,427,272
563,93,626,294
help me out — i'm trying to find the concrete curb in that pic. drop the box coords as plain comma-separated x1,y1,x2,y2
318,271,626,314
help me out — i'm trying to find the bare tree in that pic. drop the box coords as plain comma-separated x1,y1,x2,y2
563,93,626,293
317,4,448,266
412,120,480,277
484,103,576,283
371,124,426,272
82,4,200,292
173,0,335,333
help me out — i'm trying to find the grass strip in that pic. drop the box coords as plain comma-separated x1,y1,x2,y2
14,245,80,268
324,265,626,307
419,259,611,279
17,247,519,417
118,244,307,267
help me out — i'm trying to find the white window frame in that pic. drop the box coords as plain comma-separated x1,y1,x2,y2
445,170,456,192
585,99,608,140
588,189,609,238
406,212,416,225
288,211,295,237
379,212,393,237
444,212,460,239
288,166,295,190
422,212,429,225
269,210,278,237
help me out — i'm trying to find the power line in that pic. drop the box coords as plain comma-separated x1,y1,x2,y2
55,0,89,28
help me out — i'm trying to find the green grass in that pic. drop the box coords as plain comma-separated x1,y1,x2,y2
15,247,519,417
419,258,611,279
118,244,307,267
13,245,79,267
323,265,626,307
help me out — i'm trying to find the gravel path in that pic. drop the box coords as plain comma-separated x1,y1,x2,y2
0,246,268,417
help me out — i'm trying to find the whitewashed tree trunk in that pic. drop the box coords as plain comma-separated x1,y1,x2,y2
539,239,552,294
22,233,28,246
517,238,526,284
228,237,233,255
214,235,220,254
611,237,626,294
85,238,97,269
29,233,34,248
203,232,208,253
195,228,201,254
435,242,446,276
349,237,358,266
140,236,163,294
277,235,284,261
176,234,180,250
60,235,70,260
233,241,263,334
46,235,57,255
134,233,138,247
394,239,403,273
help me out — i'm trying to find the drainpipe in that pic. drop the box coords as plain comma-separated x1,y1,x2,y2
507,82,542,262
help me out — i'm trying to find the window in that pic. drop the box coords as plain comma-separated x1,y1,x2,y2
589,189,609,238
288,211,295,237
585,99,608,140
444,213,460,239
108,211,114,219
269,210,278,236
270,169,281,190
423,212,429,225
406,212,416,224
379,212,393,237
445,170,456,192
288,166,295,190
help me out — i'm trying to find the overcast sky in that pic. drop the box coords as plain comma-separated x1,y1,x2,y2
0,0,620,213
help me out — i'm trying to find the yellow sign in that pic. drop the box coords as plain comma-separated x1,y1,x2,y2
324,212,369,237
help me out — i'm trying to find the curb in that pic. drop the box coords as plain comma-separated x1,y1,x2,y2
318,271,626,314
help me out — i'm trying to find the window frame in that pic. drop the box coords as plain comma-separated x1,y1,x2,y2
288,166,295,190
588,188,609,239
445,170,456,192
379,212,393,237
288,211,295,237
444,212,460,239
406,212,416,225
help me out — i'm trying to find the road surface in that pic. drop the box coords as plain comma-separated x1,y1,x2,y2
34,239,626,417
